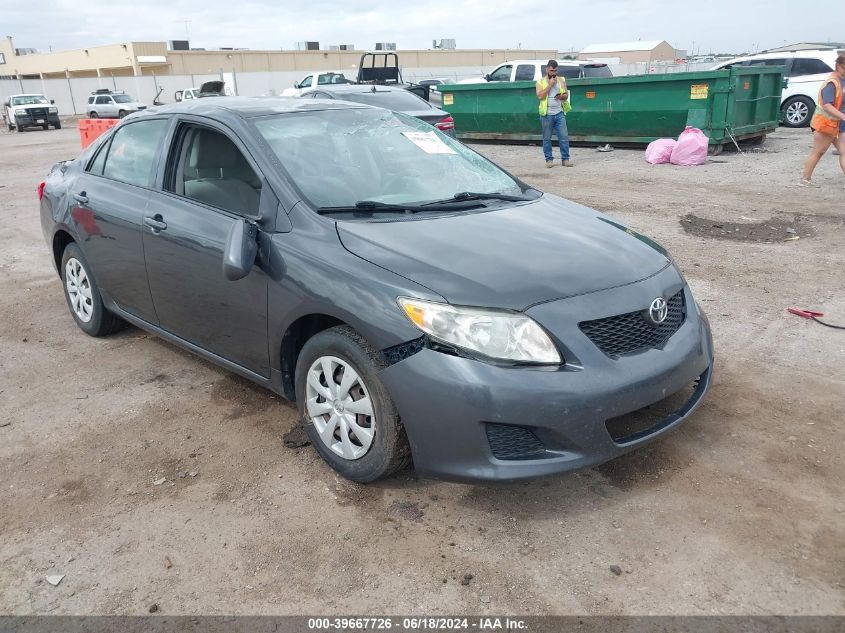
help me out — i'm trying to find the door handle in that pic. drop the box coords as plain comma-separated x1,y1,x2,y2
73,191,88,204
144,215,167,232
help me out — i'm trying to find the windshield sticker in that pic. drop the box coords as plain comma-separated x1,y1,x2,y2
401,131,457,154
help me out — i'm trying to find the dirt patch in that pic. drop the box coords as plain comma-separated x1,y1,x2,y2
680,214,816,242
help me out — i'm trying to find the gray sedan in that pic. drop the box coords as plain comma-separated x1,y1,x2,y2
39,97,712,483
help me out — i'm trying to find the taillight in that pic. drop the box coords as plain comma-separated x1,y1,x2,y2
435,115,455,132
37,181,46,201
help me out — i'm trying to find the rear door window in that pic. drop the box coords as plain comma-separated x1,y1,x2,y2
558,67,581,79
790,58,833,76
101,119,169,188
582,64,612,78
514,64,535,81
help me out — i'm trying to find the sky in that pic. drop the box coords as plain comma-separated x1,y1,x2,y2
4,0,842,56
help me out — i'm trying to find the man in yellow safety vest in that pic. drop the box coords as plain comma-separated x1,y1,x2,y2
535,59,572,168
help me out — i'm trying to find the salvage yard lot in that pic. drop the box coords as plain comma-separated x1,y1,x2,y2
0,126,843,615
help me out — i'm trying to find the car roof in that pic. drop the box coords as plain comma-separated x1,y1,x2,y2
714,50,840,65
134,96,365,120
305,85,410,94
9,93,47,98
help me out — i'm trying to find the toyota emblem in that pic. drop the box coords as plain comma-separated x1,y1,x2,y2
648,297,668,324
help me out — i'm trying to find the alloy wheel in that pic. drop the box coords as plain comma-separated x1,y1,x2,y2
305,355,375,460
785,101,809,126
65,258,94,322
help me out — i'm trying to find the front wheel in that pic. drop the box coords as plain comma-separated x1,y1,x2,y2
781,96,814,128
60,243,123,337
295,326,411,482
118,110,127,118
54,121,62,130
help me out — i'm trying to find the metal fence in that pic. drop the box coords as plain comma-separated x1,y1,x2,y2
1,63,717,116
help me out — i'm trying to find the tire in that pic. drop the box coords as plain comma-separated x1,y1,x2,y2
89,111,98,119
16,125,23,133
295,325,411,482
118,110,127,119
7,123,12,131
781,96,814,128
60,243,123,337
54,122,62,130
42,123,49,130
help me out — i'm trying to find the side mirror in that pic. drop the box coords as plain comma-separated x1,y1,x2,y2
3,100,9,108
174,91,183,102
223,219,259,281
293,82,300,89
50,99,55,104
483,73,491,81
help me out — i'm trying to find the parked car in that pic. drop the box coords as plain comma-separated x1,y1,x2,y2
416,78,449,87
86,89,147,119
175,81,232,102
39,97,713,483
4,93,61,131
298,84,455,136
711,50,842,127
281,71,354,97
458,59,613,84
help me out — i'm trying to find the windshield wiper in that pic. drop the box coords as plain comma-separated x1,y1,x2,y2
421,191,533,206
317,199,479,215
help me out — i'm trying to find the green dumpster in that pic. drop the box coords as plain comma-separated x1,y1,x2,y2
439,67,784,152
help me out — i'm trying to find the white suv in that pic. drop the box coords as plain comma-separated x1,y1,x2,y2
711,50,842,127
86,90,147,119
458,59,612,84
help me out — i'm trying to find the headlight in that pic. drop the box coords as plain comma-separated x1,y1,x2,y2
15,111,29,117
398,297,561,364
49,107,58,113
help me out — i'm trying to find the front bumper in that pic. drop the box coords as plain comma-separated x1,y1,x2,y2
15,112,60,128
379,276,714,482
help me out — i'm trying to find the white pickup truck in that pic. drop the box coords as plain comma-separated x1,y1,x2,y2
281,71,354,97
458,59,612,84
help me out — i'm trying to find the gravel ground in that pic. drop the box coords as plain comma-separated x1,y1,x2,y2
0,124,843,616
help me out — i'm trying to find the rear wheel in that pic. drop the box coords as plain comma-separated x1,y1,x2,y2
89,111,98,119
60,243,123,337
781,96,814,128
295,326,411,482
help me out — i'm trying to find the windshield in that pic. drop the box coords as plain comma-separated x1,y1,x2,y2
254,108,525,210
113,95,134,103
330,89,431,111
11,95,49,106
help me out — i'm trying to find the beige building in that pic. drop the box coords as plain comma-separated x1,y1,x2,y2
578,40,681,64
0,37,555,79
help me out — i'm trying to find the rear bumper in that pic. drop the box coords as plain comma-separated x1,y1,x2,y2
379,281,714,483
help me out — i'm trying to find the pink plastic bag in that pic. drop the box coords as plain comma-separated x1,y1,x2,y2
644,139,677,164
670,126,709,166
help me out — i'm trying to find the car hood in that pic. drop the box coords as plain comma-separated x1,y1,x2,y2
336,194,671,310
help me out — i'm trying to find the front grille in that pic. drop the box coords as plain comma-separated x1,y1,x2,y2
27,108,48,117
486,423,546,460
579,290,685,358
